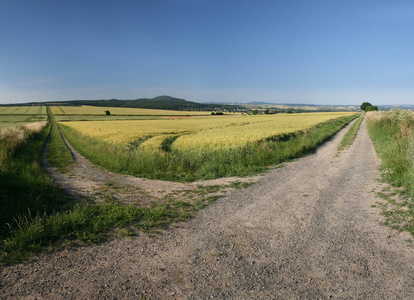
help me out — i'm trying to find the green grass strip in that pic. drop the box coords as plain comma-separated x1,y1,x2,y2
46,123,75,172
0,199,193,265
337,114,363,152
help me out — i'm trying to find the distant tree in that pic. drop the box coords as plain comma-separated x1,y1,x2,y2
360,102,373,111
365,105,378,112
264,109,270,114
211,112,215,115
286,109,294,114
252,110,259,115
105,110,111,116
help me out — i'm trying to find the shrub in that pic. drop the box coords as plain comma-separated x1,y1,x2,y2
365,105,378,112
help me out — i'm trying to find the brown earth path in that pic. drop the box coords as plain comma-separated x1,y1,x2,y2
1,118,414,299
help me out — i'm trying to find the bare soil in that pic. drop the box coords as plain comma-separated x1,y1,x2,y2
1,119,413,299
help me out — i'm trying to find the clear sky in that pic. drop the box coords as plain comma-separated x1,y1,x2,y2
1,0,413,105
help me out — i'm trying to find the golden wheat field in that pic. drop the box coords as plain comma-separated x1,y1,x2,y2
51,106,211,116
61,112,357,151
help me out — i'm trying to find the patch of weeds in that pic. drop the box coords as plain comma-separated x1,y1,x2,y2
375,189,414,237
205,195,220,203
197,185,222,195
172,201,191,208
104,181,120,189
229,181,251,189
103,193,117,203
172,269,184,285
116,227,135,238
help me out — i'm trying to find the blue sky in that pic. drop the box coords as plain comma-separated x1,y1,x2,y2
0,0,413,105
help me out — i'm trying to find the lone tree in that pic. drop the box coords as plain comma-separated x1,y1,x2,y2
105,110,111,116
360,102,372,111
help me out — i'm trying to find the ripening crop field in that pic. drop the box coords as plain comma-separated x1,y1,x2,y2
0,106,47,115
51,106,211,116
0,106,48,130
61,112,357,151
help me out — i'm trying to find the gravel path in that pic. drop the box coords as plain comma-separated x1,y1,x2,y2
1,118,413,299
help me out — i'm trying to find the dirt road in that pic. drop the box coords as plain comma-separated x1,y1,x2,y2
1,119,413,299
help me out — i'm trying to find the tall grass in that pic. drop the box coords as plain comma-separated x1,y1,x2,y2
60,115,357,182
0,123,65,234
367,109,414,236
367,109,414,193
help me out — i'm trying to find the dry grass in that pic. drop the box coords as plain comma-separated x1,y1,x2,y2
365,111,385,122
24,121,48,132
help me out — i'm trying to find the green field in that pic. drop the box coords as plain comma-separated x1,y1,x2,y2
0,106,47,115
51,105,213,116
0,106,48,130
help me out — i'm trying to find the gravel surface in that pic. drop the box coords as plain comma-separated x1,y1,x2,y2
1,118,413,299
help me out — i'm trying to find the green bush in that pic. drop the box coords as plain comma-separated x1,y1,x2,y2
365,105,378,112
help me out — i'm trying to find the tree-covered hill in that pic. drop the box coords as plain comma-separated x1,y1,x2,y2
52,96,245,112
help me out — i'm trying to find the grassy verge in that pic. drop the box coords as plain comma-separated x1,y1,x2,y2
366,109,414,236
1,197,200,264
60,115,358,182
0,124,67,236
337,114,363,152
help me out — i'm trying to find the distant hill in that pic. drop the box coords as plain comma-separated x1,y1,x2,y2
247,102,275,105
52,96,245,112
379,104,414,110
